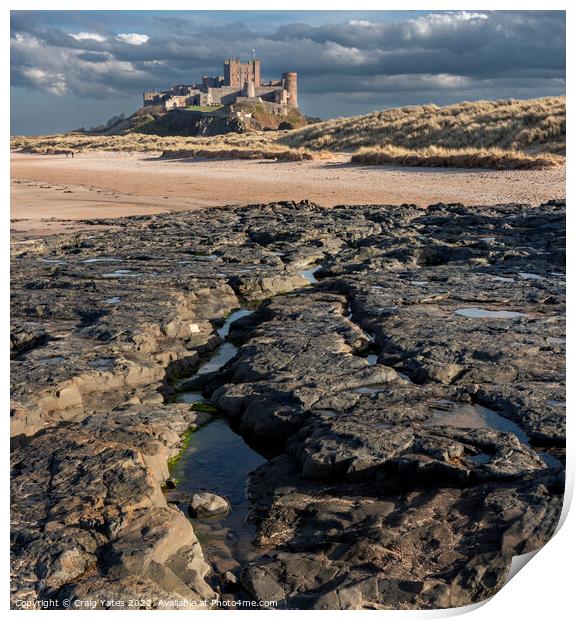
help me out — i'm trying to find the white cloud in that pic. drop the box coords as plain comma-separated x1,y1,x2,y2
21,67,67,95
322,42,370,65
407,11,489,38
458,12,489,21
348,20,373,27
115,33,149,46
70,32,106,42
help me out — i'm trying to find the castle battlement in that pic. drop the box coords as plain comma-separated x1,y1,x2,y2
143,57,298,113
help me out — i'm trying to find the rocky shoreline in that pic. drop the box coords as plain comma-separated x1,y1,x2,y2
11,199,565,609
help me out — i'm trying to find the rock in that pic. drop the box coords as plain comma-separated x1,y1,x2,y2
10,404,214,607
189,492,230,518
223,570,238,587
11,199,565,609
10,323,48,358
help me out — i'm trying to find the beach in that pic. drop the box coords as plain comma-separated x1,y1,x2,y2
11,151,565,235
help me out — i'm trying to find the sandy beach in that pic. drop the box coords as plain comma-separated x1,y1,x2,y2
11,151,565,235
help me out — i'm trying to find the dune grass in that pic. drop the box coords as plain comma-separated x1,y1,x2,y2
351,145,561,170
282,97,566,155
10,131,279,154
160,146,329,162
11,96,565,169
10,132,328,162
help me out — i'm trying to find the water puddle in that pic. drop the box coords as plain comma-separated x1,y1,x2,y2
464,453,492,466
174,309,254,400
454,307,527,319
166,418,266,585
39,258,66,264
103,296,121,304
547,400,566,408
175,391,204,405
397,371,414,383
353,384,387,394
197,343,239,377
188,310,254,378
82,257,122,263
217,309,253,338
299,265,322,284
425,401,562,470
168,306,266,589
103,269,140,278
532,448,564,469
425,401,529,443
39,355,65,366
491,275,515,283
88,357,116,370
366,354,378,366
518,272,544,280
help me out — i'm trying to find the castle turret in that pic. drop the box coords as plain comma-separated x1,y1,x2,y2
282,72,298,108
244,80,256,98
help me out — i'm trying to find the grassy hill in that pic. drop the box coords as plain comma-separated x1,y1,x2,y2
89,101,307,137
11,96,565,169
282,96,565,155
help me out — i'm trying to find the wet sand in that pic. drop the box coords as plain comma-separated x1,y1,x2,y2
11,151,565,236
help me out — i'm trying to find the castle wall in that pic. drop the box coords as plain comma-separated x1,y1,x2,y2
164,95,190,110
143,91,166,106
255,86,285,104
207,86,243,105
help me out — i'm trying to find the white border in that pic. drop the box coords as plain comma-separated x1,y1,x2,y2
3,2,572,617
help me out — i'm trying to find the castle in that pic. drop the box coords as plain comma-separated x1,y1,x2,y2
143,57,298,114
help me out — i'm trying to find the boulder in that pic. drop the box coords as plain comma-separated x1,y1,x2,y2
189,492,230,518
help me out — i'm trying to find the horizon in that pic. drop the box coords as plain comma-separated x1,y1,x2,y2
11,10,566,135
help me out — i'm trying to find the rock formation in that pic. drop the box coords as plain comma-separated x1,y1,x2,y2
11,199,565,609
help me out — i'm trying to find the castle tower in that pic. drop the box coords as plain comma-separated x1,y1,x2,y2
250,59,261,87
244,80,256,98
282,72,298,108
224,57,261,88
224,58,241,87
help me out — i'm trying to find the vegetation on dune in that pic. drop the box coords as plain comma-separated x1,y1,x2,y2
11,96,565,169
10,131,327,162
160,146,328,162
10,131,279,153
351,145,561,170
282,96,565,155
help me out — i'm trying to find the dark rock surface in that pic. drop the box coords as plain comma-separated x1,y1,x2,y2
11,199,565,609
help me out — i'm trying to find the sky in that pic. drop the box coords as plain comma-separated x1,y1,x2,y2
10,10,566,135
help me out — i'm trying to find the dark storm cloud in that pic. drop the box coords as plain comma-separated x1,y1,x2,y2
10,10,565,120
